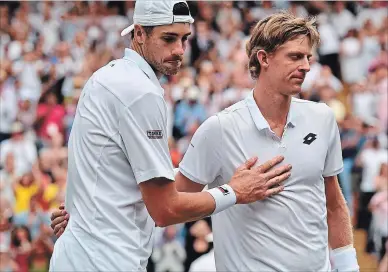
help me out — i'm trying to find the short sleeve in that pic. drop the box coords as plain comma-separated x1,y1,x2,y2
179,115,223,185
323,108,344,177
119,93,174,184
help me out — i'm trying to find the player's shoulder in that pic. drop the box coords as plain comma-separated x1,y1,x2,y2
215,99,251,127
291,97,334,120
218,99,249,118
197,115,221,135
91,58,162,107
209,99,253,136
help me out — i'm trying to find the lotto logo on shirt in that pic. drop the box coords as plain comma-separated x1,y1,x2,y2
147,130,163,139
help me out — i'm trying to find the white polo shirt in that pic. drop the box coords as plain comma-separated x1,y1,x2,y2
50,49,174,272
179,92,343,271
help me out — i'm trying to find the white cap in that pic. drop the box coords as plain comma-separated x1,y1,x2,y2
121,0,194,37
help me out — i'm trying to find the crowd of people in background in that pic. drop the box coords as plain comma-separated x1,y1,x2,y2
0,1,387,271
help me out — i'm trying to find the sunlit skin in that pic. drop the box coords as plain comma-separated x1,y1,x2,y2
131,23,191,77
253,35,313,137
259,35,313,96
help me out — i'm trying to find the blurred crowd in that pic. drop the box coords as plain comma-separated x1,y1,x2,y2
0,1,387,271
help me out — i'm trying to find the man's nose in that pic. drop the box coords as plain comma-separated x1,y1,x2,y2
299,57,310,72
172,41,185,56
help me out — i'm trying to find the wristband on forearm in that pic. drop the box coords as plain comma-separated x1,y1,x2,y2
174,169,237,214
331,245,359,272
206,184,237,214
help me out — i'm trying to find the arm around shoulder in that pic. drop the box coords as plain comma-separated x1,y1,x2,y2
139,177,216,227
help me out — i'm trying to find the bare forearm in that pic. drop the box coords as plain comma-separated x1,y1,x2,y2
325,176,354,249
157,191,215,227
327,202,353,249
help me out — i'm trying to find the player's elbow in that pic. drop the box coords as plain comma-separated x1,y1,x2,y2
151,210,168,227
151,205,179,228
154,218,170,228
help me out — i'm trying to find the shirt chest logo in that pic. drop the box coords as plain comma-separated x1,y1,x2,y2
303,133,317,145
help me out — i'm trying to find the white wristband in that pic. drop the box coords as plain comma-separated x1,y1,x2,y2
331,245,359,272
207,184,237,215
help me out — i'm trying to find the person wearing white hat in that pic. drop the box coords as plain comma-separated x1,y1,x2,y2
174,85,206,138
48,1,292,271
0,122,37,177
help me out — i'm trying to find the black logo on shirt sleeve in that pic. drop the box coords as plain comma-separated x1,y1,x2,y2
147,130,163,139
303,133,317,145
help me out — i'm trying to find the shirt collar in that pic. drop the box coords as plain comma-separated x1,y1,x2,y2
123,48,163,91
245,91,297,132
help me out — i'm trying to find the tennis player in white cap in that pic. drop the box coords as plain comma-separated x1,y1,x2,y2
48,1,292,271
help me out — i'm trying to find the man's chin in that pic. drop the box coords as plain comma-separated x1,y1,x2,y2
161,67,180,76
290,84,303,94
291,88,302,95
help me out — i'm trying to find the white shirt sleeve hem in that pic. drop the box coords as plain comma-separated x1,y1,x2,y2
135,169,175,184
179,166,209,185
323,166,343,178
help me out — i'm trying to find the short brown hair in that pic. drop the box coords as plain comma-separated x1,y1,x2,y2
246,12,320,79
131,26,155,39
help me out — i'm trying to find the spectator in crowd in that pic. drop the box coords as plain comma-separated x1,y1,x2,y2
330,1,355,39
0,245,19,272
189,20,214,67
0,69,19,143
13,195,51,240
339,115,366,214
188,220,216,272
174,86,207,140
28,225,54,272
369,55,388,134
317,13,342,80
317,84,346,122
0,152,18,207
151,225,186,272
356,1,387,30
13,172,41,215
356,137,388,253
0,122,37,177
0,198,13,252
301,60,343,100
11,226,32,272
35,92,66,146
349,80,379,129
184,218,212,272
17,94,37,134
340,28,365,85
369,162,388,265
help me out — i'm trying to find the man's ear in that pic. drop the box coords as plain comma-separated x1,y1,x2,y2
133,25,146,45
257,50,269,69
